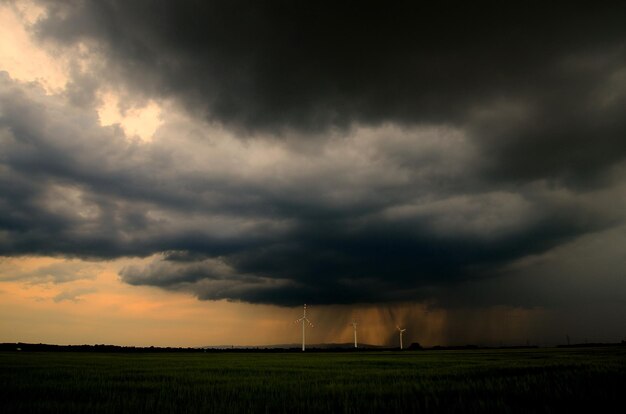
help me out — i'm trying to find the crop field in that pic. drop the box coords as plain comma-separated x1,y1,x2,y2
1,347,625,413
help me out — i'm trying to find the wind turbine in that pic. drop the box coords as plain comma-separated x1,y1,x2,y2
295,304,314,351
351,321,358,348
397,326,406,350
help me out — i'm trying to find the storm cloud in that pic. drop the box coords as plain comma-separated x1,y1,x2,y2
33,1,626,180
1,1,626,307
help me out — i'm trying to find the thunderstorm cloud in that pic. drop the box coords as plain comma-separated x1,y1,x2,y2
2,1,626,309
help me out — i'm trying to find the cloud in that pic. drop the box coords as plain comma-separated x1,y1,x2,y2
1,2,626,309
2,69,626,305
32,1,626,184
0,258,100,284
53,287,97,303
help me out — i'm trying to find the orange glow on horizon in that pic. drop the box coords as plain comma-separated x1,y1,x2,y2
0,255,550,347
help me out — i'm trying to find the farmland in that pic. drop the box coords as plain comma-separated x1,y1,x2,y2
1,347,625,413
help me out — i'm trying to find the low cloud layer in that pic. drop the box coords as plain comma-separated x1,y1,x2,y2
0,257,100,284
1,2,626,309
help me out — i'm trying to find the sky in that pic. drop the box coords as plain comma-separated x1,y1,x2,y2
1,0,626,347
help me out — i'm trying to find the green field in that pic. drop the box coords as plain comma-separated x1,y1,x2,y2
1,347,625,413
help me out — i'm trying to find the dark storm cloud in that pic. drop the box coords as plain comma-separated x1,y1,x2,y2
1,68,624,305
3,2,626,307
33,1,626,182
121,193,612,307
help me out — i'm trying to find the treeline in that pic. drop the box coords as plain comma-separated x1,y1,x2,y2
1,342,412,353
2,343,394,353
1,343,203,353
1,342,522,353
557,341,626,348
2,342,623,353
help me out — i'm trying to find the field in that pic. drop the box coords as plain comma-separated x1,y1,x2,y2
1,347,625,413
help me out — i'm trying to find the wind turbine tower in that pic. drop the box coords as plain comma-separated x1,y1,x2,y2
352,321,358,348
295,304,314,351
397,326,406,350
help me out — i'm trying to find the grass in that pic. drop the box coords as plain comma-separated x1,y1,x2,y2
1,347,625,413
